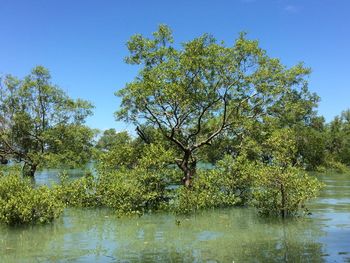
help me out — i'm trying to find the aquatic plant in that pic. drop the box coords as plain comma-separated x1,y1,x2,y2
0,174,64,225
252,165,323,217
172,169,237,214
54,171,100,207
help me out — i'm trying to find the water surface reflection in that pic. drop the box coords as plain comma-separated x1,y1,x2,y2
0,172,349,262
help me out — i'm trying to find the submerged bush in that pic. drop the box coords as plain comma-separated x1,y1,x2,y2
0,164,22,176
246,128,324,217
0,134,321,221
93,143,178,215
171,145,323,217
252,165,323,217
173,169,238,214
215,154,257,205
52,148,323,219
322,159,349,174
54,171,100,207
0,175,64,225
54,168,172,216
171,153,263,214
96,167,173,216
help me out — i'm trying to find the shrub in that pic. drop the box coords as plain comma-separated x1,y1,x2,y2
54,166,174,216
252,165,323,217
247,128,324,218
0,164,22,177
0,175,64,225
97,168,171,216
323,159,349,173
54,171,100,207
216,154,257,205
172,169,238,214
93,143,179,215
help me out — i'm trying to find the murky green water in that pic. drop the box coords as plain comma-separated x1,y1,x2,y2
0,172,349,262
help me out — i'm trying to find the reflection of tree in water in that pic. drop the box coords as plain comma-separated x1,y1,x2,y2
245,220,325,263
0,207,327,262
112,209,326,262
0,219,66,262
0,208,116,262
236,219,325,263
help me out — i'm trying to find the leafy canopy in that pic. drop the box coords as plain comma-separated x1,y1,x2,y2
0,66,95,174
116,25,312,184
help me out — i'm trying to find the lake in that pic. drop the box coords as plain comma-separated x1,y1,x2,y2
0,171,349,262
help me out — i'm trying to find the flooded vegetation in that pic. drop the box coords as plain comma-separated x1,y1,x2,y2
1,11,350,262
0,171,349,262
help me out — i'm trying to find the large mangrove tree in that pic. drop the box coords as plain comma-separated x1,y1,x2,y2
116,25,314,186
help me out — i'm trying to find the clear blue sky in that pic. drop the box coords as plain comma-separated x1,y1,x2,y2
1,0,349,131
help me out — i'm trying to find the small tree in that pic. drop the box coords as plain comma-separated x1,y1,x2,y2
0,66,94,176
116,25,311,186
253,128,323,218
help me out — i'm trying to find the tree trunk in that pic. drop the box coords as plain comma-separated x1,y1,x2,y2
183,168,196,187
0,156,8,165
22,162,37,177
280,183,287,218
178,150,197,187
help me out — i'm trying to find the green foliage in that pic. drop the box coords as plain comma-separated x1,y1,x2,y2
263,128,298,167
205,81,326,171
321,158,350,174
116,25,314,185
96,128,120,151
216,154,256,205
0,66,95,176
252,165,323,217
96,131,140,171
325,110,350,167
54,171,100,207
66,133,325,218
0,164,22,176
172,152,255,214
171,146,323,218
97,144,178,215
97,132,178,172
96,169,169,216
172,169,237,214
249,129,323,217
44,124,98,169
295,125,326,170
96,129,139,156
0,175,64,225
59,144,178,215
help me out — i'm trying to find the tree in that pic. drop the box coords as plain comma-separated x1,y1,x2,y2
96,131,139,170
96,128,123,152
266,84,327,169
230,83,325,169
43,124,97,169
326,109,350,166
0,66,94,176
116,25,313,186
252,128,322,218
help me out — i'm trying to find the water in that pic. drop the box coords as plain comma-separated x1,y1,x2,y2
34,168,87,186
0,172,349,262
